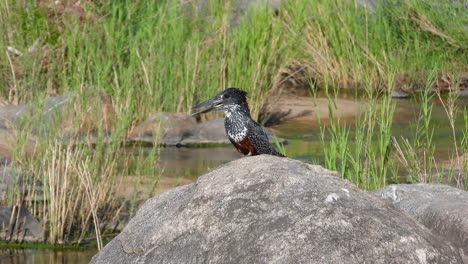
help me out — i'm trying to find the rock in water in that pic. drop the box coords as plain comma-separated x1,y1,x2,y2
91,156,462,264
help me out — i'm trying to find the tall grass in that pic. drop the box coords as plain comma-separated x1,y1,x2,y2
318,72,468,190
297,0,467,190
287,0,466,92
1,1,464,118
392,70,437,184
318,77,397,190
462,109,468,186
0,0,287,120
2,95,160,246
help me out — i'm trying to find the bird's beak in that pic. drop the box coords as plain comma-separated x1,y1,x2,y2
191,98,222,116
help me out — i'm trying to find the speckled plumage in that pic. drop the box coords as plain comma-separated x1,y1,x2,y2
192,88,285,157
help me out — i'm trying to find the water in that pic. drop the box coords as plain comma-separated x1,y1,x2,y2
0,248,97,264
1,96,467,263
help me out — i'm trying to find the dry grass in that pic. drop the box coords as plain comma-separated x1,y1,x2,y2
30,141,123,244
5,105,160,246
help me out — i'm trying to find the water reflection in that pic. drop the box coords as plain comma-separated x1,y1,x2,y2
0,248,97,264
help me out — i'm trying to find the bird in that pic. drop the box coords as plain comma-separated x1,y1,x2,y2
191,88,286,157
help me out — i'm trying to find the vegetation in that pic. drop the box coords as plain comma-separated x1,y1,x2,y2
319,74,467,190
5,114,159,248
1,0,465,117
0,0,466,247
318,82,397,190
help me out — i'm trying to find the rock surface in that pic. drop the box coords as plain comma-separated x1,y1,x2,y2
374,184,468,262
128,115,283,146
91,156,462,264
0,93,116,156
0,95,73,132
180,118,228,145
0,167,43,203
0,206,43,242
180,118,282,146
127,112,197,146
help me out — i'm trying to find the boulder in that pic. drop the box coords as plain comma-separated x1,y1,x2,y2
0,206,43,242
181,118,283,146
180,118,228,145
374,184,468,262
127,112,197,146
129,115,283,147
0,95,69,131
0,92,117,144
0,166,43,203
91,156,462,264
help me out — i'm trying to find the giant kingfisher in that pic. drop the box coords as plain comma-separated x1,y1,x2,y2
191,88,285,157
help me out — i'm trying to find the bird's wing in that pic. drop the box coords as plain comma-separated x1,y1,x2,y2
228,137,250,155
246,120,281,156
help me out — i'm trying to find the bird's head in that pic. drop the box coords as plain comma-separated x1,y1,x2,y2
192,88,249,116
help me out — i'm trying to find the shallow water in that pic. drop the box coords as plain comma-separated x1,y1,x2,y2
155,96,468,185
0,248,97,264
2,96,467,263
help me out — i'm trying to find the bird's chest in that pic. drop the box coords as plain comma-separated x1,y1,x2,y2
224,117,248,143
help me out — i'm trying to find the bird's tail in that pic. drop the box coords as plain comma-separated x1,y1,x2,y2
272,148,286,157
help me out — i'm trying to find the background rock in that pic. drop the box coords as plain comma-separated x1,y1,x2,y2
181,118,227,145
128,115,283,147
127,112,197,146
0,166,43,203
374,184,468,262
0,92,116,145
0,95,69,131
0,206,43,242
193,0,281,26
91,156,462,264
180,118,284,146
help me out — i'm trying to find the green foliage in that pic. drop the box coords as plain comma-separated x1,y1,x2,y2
319,78,397,190
273,136,287,157
1,0,465,118
317,66,467,190
3,93,159,246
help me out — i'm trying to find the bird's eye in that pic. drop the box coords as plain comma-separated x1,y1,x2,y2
224,94,230,99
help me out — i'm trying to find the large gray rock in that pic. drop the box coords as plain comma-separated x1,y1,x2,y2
374,184,468,262
91,156,462,264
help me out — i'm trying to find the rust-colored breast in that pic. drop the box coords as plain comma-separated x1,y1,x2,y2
231,137,257,156
238,137,258,155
